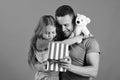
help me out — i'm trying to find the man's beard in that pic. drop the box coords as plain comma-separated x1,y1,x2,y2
62,31,72,40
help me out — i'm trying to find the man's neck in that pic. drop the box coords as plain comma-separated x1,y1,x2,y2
62,32,74,40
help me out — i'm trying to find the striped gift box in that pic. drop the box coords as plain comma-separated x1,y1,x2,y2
46,42,69,72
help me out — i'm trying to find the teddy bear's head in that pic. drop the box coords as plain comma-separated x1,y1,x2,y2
76,13,91,26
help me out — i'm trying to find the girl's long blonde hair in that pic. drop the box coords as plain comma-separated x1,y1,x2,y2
28,15,56,69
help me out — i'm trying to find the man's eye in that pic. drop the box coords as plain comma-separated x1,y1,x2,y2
64,24,67,27
64,24,68,27
52,32,55,34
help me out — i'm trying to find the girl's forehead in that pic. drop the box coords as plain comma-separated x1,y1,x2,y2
46,25,56,28
46,25,56,31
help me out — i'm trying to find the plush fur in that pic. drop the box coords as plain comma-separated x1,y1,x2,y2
74,13,91,37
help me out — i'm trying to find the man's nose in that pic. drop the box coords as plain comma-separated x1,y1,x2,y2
62,26,66,31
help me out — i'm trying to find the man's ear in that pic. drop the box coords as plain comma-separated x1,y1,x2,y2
72,14,76,27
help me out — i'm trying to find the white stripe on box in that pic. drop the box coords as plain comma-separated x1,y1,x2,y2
50,42,54,59
64,44,69,72
59,43,64,72
60,43,64,59
50,43,55,71
55,43,59,60
54,43,59,71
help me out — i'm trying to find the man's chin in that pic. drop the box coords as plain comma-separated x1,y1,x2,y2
63,33,71,38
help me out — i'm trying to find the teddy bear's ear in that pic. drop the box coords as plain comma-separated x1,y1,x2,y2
87,17,91,23
76,13,81,17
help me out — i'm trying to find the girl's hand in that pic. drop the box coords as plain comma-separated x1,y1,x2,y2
34,61,47,72
35,50,49,63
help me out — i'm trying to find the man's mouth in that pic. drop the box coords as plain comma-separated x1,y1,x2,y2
63,30,69,34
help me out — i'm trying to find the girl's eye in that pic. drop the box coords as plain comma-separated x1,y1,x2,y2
46,32,50,34
44,31,47,34
44,48,48,51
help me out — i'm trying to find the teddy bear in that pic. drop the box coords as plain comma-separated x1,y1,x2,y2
74,13,92,37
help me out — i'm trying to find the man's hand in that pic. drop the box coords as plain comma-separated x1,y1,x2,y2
59,56,72,70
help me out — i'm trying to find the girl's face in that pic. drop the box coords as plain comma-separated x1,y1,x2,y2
42,25,56,41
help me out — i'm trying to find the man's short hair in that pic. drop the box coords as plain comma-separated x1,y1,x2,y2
55,5,76,26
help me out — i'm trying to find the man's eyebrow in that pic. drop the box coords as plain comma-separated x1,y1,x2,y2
64,23,69,25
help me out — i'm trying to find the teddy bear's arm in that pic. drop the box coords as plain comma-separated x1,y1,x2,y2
81,26,90,37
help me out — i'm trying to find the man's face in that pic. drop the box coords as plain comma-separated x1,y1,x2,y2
56,15,74,38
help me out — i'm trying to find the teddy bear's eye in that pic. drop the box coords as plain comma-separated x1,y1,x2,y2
77,21,80,24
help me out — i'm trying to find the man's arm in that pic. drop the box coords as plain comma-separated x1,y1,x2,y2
60,38,100,78
69,52,100,77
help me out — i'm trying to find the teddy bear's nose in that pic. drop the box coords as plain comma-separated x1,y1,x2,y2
77,21,80,24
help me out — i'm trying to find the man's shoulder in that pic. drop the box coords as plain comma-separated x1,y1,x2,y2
83,37,96,41
82,37,100,50
83,37,98,45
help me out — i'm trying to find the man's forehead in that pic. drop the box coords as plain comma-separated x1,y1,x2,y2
57,15,72,24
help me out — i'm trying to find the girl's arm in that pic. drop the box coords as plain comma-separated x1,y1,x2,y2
34,62,47,72
56,35,84,45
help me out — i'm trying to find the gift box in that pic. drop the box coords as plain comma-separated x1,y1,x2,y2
46,42,69,72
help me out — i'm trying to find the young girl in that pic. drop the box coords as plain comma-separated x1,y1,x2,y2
28,15,83,80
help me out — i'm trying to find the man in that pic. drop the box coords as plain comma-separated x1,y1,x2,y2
55,5,100,80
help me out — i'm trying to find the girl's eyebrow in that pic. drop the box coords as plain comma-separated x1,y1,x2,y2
37,47,48,52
